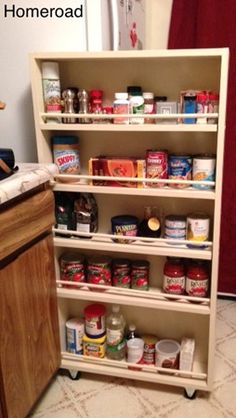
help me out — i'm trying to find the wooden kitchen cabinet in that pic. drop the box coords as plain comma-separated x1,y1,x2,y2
0,187,60,418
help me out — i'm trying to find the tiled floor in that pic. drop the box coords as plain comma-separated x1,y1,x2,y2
30,299,236,418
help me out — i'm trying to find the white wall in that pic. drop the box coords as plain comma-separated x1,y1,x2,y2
0,0,86,162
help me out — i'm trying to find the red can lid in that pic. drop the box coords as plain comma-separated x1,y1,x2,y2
84,303,106,317
209,92,219,101
197,93,207,102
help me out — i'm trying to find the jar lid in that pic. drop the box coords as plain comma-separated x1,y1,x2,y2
115,92,128,100
127,86,142,93
84,303,106,317
155,339,180,355
90,90,103,98
42,62,59,79
143,92,154,99
52,136,79,145
113,258,130,267
131,260,150,269
154,96,167,102
111,215,139,225
60,252,85,263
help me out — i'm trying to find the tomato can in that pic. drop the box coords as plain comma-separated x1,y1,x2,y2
186,212,210,247
131,260,150,290
186,260,209,297
168,155,192,188
192,154,216,190
84,303,106,338
87,256,112,287
146,149,168,188
112,258,131,288
60,252,85,288
142,334,158,365
66,318,84,354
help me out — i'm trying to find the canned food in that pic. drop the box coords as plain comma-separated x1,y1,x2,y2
186,212,210,247
83,334,106,358
111,215,138,244
60,252,85,288
142,334,158,365
146,150,168,188
192,154,216,190
87,256,112,287
66,318,84,354
168,155,192,188
131,260,150,291
155,339,180,369
112,258,131,288
164,215,186,242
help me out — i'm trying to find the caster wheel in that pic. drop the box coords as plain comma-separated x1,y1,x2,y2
184,388,197,399
68,370,81,380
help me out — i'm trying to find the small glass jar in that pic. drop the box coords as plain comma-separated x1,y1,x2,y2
143,92,154,124
89,89,103,123
163,257,185,295
186,260,209,297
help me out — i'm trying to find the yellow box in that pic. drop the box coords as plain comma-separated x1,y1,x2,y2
83,334,106,358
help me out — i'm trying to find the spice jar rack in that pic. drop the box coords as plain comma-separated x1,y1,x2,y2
30,49,229,398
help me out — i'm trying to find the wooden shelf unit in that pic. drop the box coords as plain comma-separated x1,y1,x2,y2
30,48,229,395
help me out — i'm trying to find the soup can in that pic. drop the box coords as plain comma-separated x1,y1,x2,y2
192,154,216,190
146,149,168,188
66,318,84,354
87,256,112,286
186,212,210,247
142,334,158,365
168,154,192,188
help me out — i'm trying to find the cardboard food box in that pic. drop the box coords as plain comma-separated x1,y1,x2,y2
88,157,146,188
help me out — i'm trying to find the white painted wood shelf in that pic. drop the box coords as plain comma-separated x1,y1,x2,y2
30,48,229,395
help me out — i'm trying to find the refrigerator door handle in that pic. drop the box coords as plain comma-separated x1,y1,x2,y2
110,0,119,50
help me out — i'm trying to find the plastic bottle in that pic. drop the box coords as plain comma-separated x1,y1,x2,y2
113,92,129,124
106,305,126,360
42,61,61,123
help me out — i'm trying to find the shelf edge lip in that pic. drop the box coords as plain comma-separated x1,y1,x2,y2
56,288,210,315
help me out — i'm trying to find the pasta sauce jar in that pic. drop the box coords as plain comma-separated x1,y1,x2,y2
186,261,209,297
163,257,185,295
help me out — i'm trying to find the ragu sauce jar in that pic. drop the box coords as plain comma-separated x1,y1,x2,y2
186,260,209,298
163,257,185,295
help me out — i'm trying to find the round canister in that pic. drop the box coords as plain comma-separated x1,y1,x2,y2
146,149,168,188
66,318,84,354
186,212,210,247
87,256,112,286
52,135,80,178
168,155,192,189
155,339,180,369
131,260,150,291
142,334,158,365
192,154,216,190
111,215,138,244
60,252,85,287
84,303,106,338
164,215,186,242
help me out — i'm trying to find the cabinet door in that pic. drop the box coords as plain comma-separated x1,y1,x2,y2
0,234,60,418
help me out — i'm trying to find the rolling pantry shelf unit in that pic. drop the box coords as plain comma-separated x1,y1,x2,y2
30,48,229,397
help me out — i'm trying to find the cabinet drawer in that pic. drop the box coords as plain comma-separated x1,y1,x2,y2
0,189,55,261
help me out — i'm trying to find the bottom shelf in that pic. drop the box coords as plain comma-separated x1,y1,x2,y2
61,352,209,391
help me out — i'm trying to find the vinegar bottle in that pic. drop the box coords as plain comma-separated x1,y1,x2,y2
106,305,126,360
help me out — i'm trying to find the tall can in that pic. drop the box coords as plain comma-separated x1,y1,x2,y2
66,318,84,354
192,154,216,190
186,212,210,248
146,149,168,188
168,154,192,188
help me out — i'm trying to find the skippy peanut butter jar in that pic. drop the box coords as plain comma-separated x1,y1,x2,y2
52,135,80,180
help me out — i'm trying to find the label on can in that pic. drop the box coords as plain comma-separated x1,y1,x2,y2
53,149,80,175
66,318,84,354
168,155,192,189
146,150,168,188
187,213,210,243
192,155,216,190
142,335,158,365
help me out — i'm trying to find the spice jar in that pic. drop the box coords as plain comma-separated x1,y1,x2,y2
186,260,209,297
208,92,219,124
143,92,155,124
163,257,185,295
89,89,103,123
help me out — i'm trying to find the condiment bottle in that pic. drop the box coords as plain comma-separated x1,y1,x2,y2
163,257,185,295
42,61,61,123
186,260,209,298
196,91,208,124
113,92,129,124
138,206,161,239
126,324,139,340
78,89,91,123
62,89,77,123
90,89,103,123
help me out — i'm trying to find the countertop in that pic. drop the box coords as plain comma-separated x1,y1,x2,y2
0,163,58,205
